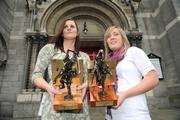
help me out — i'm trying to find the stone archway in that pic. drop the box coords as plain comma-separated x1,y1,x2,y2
40,0,130,33
39,0,130,55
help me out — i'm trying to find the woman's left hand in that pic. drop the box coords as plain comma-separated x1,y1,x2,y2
76,82,88,99
113,91,127,109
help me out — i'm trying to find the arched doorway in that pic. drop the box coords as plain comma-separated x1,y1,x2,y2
39,0,130,58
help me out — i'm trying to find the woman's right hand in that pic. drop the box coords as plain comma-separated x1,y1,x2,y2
45,85,63,103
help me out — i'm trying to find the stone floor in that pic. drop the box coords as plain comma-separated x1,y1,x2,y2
89,107,180,120
2,107,180,120
89,107,105,120
151,108,180,120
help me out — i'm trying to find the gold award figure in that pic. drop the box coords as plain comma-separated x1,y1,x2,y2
88,49,117,107
52,50,83,111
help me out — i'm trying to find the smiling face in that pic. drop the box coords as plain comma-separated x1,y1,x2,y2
63,20,78,40
106,28,123,51
104,26,130,58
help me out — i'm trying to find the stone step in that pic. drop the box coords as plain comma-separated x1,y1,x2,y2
151,108,180,120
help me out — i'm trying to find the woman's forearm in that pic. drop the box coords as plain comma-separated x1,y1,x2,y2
124,70,159,98
33,77,51,91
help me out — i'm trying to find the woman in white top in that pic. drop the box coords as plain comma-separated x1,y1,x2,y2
104,26,159,120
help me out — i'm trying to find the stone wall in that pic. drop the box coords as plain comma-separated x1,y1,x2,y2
0,0,15,119
0,0,28,119
137,0,180,108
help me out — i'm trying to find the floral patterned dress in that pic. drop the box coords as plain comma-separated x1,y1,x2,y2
32,44,91,120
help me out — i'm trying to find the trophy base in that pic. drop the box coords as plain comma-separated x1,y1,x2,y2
89,85,117,107
53,92,82,111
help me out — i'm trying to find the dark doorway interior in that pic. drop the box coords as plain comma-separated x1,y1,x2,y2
80,41,104,60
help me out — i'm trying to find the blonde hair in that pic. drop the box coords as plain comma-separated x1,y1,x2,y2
104,26,130,58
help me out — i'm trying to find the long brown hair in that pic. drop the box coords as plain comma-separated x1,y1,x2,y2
49,18,80,54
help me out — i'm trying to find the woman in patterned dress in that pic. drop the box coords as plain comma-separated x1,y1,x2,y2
32,19,91,120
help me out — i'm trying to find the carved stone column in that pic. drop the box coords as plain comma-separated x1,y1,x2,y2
24,31,48,91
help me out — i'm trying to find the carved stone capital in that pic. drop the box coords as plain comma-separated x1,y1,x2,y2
25,31,48,44
126,30,142,47
26,0,36,11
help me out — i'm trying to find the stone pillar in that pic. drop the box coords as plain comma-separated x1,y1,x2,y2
24,31,48,91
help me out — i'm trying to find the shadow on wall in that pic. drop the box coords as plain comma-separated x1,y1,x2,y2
0,32,8,67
